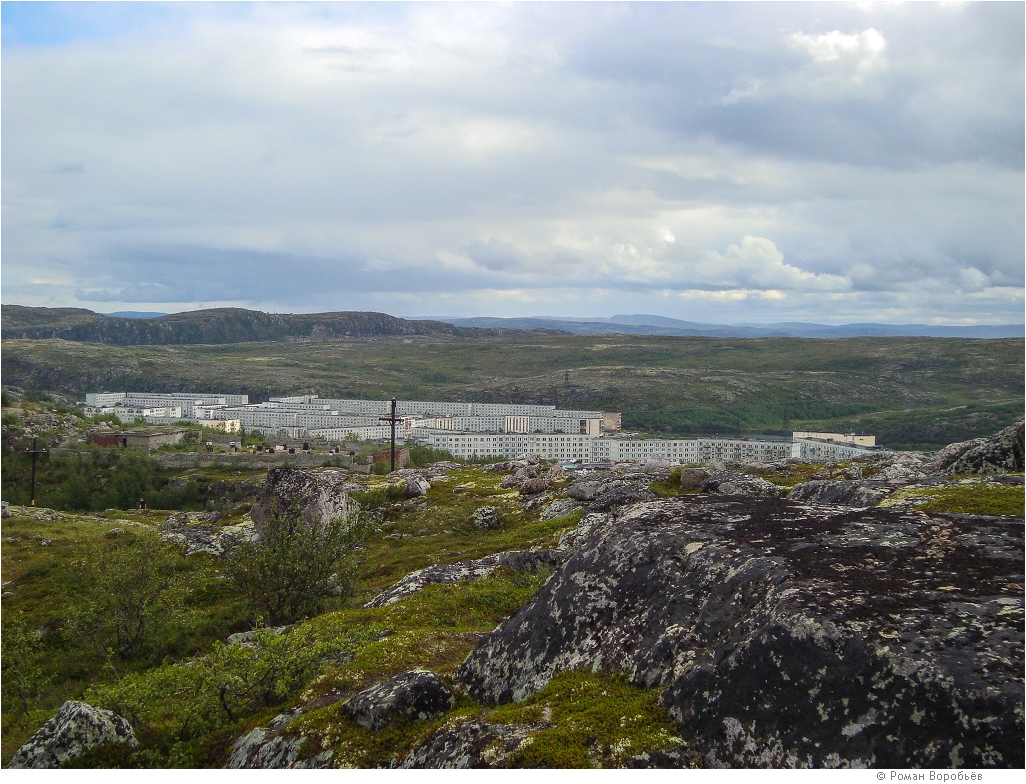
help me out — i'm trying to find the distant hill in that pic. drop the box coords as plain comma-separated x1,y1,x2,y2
0,306,523,345
435,314,1025,339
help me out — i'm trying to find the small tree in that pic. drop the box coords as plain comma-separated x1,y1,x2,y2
83,531,184,658
225,502,369,625
1,611,48,717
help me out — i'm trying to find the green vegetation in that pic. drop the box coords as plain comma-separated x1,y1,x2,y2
0,509,251,762
883,480,1025,516
81,531,186,658
3,333,1022,449
225,505,370,625
1,447,206,511
489,671,686,768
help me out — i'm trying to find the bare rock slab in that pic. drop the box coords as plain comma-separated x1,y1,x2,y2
395,718,541,768
787,479,889,507
343,669,455,731
364,549,566,608
8,701,138,769
455,495,1024,768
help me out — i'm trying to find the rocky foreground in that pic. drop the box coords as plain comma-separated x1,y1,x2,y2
8,421,1023,768
456,496,1023,767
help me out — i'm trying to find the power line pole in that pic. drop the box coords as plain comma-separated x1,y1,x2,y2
379,397,400,472
25,437,47,507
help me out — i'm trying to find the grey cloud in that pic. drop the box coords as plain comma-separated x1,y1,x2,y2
1,2,1021,324
466,238,529,271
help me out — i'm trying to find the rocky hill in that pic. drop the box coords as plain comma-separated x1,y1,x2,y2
0,306,519,345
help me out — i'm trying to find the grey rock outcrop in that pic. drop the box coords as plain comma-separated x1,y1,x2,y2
787,480,889,508
540,498,580,521
931,419,1024,475
455,495,1023,768
399,475,431,498
8,701,138,769
224,709,333,769
626,745,698,768
519,477,549,496
643,455,673,471
702,472,781,498
161,520,258,557
468,506,499,529
679,468,710,490
364,549,567,608
556,512,609,551
395,717,542,769
343,669,454,731
251,467,359,532
589,483,657,511
566,480,603,502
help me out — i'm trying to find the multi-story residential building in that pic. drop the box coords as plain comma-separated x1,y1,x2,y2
412,430,801,463
792,432,876,447
81,391,878,462
792,437,877,462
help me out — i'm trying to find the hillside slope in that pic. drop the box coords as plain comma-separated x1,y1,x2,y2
0,306,521,345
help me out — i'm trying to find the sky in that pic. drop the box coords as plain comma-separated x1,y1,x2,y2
2,1,1023,325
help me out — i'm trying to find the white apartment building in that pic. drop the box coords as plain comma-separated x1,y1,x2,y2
83,405,182,420
792,432,876,447
793,437,877,462
268,396,605,421
413,430,800,463
307,425,402,442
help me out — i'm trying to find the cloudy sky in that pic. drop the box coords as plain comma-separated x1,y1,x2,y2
2,1,1023,324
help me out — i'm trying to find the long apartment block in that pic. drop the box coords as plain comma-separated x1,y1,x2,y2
80,391,878,462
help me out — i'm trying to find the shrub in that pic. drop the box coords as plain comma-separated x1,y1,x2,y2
1,611,48,717
81,531,186,659
224,503,370,625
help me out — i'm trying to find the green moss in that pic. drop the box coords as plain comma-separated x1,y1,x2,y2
487,671,687,769
891,481,1024,516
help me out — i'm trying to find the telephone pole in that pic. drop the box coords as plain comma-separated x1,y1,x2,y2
25,437,47,507
379,397,400,472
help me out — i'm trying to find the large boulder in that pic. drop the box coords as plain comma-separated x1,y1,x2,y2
364,549,567,608
519,477,549,496
589,483,657,511
251,467,359,532
679,468,710,490
343,669,455,731
402,476,431,498
468,506,499,529
787,480,889,508
701,472,780,498
566,480,603,502
932,419,1025,475
8,701,138,769
643,455,673,472
455,496,1023,768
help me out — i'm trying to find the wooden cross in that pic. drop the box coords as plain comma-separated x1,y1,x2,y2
25,437,47,507
379,397,400,472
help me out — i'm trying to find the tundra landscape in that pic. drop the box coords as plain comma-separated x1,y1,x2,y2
3,0,1024,772
1,307,1023,769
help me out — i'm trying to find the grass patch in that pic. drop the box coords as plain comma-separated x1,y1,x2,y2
887,481,1024,516
488,670,688,769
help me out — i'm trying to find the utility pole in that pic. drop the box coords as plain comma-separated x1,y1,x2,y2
379,397,400,472
25,437,47,507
